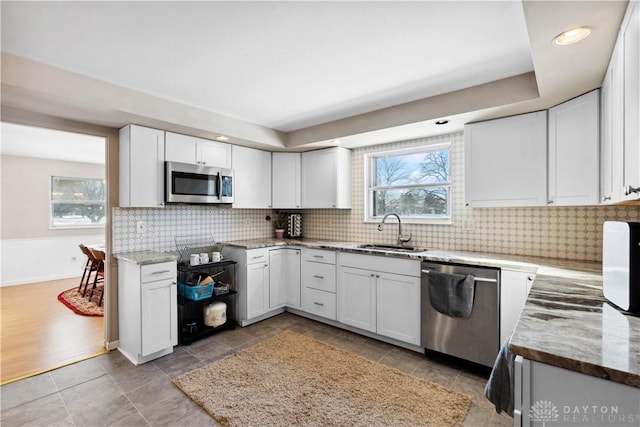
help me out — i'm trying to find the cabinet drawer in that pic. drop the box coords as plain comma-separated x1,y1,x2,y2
141,263,176,283
302,248,336,264
302,261,336,292
302,287,336,320
246,249,269,265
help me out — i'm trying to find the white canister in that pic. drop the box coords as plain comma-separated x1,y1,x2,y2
203,302,227,327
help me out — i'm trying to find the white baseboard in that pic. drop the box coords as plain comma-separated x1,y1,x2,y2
1,235,104,287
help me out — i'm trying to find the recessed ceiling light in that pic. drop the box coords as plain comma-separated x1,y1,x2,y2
435,120,449,125
329,139,341,144
553,26,592,46
215,135,229,142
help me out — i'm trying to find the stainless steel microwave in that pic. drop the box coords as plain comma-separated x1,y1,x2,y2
165,161,233,204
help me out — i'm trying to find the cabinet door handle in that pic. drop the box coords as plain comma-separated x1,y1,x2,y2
313,275,324,279
313,255,324,259
264,264,268,267
602,196,612,202
171,281,177,286
376,274,380,278
152,270,171,275
251,256,263,260
370,274,375,277
313,302,324,306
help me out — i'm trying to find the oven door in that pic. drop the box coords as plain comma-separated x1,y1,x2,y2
165,162,232,204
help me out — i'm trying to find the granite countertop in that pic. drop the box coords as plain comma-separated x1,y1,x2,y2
219,238,544,272
509,266,640,388
114,250,179,265
220,237,639,388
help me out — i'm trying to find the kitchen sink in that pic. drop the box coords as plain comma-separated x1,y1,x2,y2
356,244,427,253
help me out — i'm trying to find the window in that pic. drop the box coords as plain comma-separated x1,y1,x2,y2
51,176,106,228
365,144,451,223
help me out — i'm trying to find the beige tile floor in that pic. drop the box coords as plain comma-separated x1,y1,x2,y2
0,312,513,426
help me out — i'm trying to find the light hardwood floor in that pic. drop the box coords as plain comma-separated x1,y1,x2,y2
1,277,105,384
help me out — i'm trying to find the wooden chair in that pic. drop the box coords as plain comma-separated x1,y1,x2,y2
87,247,105,306
78,244,99,296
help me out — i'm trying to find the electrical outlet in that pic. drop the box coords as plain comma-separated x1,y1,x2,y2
245,218,251,227
136,220,147,235
462,219,475,231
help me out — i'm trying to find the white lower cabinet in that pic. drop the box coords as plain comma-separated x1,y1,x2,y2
337,267,376,332
514,356,639,426
338,253,421,346
223,246,301,326
222,247,273,326
500,270,535,345
376,272,420,344
118,260,177,365
301,249,337,320
246,258,270,319
269,248,301,309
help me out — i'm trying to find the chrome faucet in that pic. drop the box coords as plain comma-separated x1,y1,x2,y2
377,213,412,246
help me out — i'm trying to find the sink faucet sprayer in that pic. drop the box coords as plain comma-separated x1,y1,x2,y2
377,213,412,246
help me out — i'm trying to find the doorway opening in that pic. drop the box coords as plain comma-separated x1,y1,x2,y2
0,122,108,384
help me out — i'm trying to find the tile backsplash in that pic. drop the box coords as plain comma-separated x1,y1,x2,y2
112,207,274,258
112,131,639,262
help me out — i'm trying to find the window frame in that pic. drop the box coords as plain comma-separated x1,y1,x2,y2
50,175,106,230
364,143,452,225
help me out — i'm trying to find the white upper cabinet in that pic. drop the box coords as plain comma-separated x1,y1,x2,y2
600,1,640,202
622,1,640,200
165,132,197,164
464,111,547,207
301,147,352,209
272,152,301,209
548,90,600,206
165,131,232,169
601,39,624,204
119,124,166,208
199,140,232,169
232,145,272,208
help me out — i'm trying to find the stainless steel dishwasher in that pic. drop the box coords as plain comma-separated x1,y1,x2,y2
421,261,500,367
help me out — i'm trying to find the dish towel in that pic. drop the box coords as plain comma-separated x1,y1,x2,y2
428,271,475,318
484,336,515,416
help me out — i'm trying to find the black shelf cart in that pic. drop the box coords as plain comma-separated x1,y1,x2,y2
176,260,237,345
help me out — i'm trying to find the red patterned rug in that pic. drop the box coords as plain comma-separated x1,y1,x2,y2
57,287,104,317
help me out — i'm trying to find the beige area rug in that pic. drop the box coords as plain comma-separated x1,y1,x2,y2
173,330,471,426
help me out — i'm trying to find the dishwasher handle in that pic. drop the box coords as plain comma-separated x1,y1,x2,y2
421,269,498,283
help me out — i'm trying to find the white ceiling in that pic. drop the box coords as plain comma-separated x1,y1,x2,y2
0,1,629,151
